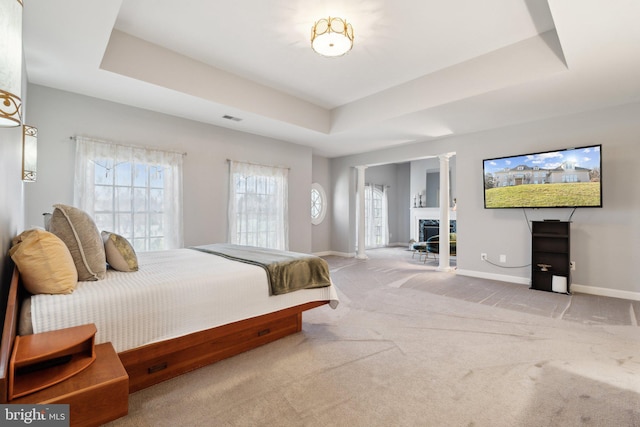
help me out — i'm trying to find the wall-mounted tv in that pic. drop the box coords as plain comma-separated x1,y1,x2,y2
483,144,602,209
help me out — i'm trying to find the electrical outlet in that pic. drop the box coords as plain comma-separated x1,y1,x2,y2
570,261,576,271
499,254,506,263
481,253,487,261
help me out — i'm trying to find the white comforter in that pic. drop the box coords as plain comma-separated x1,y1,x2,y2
28,248,339,352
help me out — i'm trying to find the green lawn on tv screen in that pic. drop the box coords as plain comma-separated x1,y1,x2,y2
484,182,601,208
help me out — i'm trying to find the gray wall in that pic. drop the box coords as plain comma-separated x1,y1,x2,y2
409,157,457,209
7,84,640,301
24,84,315,253
0,68,28,331
0,125,25,331
329,101,640,298
311,155,332,254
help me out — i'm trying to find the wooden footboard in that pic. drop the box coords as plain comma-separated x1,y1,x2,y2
119,300,328,393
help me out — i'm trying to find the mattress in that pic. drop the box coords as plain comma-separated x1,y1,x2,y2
22,248,339,353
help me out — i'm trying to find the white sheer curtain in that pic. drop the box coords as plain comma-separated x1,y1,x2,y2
228,160,289,250
380,185,389,247
357,184,390,249
74,136,184,251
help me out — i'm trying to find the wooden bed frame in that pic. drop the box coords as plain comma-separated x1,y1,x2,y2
0,267,329,400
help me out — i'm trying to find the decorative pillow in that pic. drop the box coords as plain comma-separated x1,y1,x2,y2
48,204,106,281
102,231,138,272
9,229,78,295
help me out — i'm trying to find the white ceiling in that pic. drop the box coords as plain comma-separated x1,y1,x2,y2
22,0,640,157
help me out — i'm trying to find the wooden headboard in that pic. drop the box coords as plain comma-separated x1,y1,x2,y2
0,267,19,403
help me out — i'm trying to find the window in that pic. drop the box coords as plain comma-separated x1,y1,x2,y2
357,184,389,249
311,183,327,225
74,137,184,251
228,160,288,250
365,186,384,247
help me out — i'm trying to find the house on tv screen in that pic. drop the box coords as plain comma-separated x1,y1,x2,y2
493,161,595,187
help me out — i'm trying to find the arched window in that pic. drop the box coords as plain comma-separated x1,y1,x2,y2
311,183,327,225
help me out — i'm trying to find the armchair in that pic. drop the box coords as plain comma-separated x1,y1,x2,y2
426,233,457,256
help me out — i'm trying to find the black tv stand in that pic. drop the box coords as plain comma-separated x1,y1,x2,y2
531,221,570,293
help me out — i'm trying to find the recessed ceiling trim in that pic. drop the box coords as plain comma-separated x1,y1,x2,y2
100,30,331,134
331,30,568,134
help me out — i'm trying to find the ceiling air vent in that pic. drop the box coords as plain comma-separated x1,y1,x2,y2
222,115,242,122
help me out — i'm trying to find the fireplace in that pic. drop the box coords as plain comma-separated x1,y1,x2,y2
418,219,456,242
410,208,457,242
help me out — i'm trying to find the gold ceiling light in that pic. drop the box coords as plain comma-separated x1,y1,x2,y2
311,17,354,57
0,0,23,127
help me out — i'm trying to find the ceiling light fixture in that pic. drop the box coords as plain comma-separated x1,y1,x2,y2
311,17,354,57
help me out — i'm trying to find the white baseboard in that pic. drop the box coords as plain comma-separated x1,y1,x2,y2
311,249,640,302
456,269,640,302
570,283,640,301
456,269,530,286
313,250,355,258
389,242,408,248
314,244,410,258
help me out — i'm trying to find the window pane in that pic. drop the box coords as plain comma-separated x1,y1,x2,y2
150,166,164,188
116,213,132,238
94,160,114,185
94,213,112,232
115,187,132,212
149,213,163,237
134,164,148,187
133,188,148,213
132,238,147,253
115,162,132,186
94,185,113,212
149,237,164,251
150,188,164,212
134,213,147,238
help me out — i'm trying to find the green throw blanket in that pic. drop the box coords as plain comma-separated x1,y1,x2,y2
190,244,332,295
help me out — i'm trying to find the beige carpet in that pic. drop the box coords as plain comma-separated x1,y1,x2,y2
107,247,640,427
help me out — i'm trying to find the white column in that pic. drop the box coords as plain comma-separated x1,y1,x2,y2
356,165,368,259
437,154,453,271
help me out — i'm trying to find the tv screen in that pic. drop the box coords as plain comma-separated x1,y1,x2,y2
483,144,602,209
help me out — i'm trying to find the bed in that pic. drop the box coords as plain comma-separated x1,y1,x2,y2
0,243,339,400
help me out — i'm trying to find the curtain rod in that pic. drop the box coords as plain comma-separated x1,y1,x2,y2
226,158,290,170
69,136,187,156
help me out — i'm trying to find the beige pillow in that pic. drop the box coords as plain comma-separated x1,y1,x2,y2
49,204,106,281
9,229,78,295
102,231,138,272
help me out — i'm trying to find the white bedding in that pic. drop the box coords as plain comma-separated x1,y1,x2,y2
27,248,339,352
